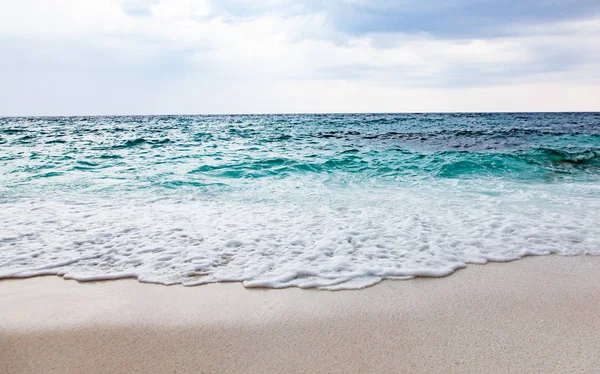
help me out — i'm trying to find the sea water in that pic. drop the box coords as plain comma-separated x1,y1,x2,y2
1,113,599,289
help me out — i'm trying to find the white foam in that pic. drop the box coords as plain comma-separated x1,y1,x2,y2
1,178,599,289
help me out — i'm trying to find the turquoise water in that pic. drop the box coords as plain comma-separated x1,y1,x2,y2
1,113,600,288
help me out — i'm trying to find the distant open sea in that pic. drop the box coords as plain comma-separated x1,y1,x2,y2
1,113,599,289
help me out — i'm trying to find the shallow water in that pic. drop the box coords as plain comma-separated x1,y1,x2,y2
1,113,599,289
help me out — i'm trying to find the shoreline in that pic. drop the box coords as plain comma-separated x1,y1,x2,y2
2,255,600,373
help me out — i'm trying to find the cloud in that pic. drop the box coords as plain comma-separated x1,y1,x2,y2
0,0,598,115
321,0,600,37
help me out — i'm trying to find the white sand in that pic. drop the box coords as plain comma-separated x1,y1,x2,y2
2,255,600,373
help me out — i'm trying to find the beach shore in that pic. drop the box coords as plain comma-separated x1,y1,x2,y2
2,255,600,373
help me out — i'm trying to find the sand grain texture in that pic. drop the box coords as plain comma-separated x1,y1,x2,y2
1,256,600,373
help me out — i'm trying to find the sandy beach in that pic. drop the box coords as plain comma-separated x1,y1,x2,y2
2,255,600,373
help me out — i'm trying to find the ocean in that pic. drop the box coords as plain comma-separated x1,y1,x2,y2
1,113,599,289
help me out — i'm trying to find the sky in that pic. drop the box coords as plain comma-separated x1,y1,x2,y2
1,0,599,115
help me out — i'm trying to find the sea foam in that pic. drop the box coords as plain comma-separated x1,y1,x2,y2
2,178,599,289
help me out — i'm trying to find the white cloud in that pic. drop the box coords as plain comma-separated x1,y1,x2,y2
0,0,598,114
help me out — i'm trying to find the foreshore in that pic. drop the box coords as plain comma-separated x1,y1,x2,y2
2,255,600,373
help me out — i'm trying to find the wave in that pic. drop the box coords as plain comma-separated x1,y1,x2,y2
113,138,173,149
2,179,599,289
531,148,599,165
180,148,600,182
436,148,600,178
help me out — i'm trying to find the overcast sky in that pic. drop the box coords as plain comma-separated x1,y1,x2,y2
1,0,599,115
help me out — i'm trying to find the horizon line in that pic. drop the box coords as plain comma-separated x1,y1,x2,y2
2,110,599,118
